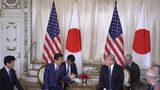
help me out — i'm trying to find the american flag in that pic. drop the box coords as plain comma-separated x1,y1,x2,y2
104,2,124,66
42,2,61,64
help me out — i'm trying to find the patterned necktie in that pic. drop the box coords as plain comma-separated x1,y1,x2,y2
108,67,112,90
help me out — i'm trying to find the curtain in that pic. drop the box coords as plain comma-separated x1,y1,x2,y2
32,0,160,65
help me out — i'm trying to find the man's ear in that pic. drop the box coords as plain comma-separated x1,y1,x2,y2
111,60,114,64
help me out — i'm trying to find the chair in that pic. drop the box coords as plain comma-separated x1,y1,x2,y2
37,65,46,88
123,68,131,90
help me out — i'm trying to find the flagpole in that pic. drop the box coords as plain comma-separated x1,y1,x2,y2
52,0,55,7
141,0,145,5
70,0,79,28
52,0,55,3
70,1,77,28
115,0,117,7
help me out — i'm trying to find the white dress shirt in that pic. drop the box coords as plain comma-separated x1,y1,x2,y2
110,64,114,74
5,66,10,75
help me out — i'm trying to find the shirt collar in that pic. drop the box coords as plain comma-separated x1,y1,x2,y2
54,63,58,67
5,66,10,74
129,62,133,67
109,64,114,74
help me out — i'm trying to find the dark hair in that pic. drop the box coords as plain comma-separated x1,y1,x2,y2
67,54,75,62
54,53,63,61
4,55,16,65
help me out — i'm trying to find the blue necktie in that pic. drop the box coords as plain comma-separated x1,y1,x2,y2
108,67,112,90
8,70,12,82
56,66,59,76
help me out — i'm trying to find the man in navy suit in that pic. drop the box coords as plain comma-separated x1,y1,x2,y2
43,53,76,90
62,54,78,90
124,54,140,84
0,55,24,90
98,54,124,90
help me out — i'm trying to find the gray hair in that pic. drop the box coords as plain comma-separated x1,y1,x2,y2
125,54,132,61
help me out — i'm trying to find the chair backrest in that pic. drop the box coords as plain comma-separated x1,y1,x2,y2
123,68,131,86
37,65,46,87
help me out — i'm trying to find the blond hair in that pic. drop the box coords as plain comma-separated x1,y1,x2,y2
104,54,115,61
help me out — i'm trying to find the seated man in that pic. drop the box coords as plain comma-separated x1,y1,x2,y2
62,54,78,90
98,54,124,90
63,54,78,76
43,53,76,90
124,54,140,84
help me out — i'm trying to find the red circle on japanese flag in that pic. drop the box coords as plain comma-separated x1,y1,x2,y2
133,29,150,54
66,28,82,52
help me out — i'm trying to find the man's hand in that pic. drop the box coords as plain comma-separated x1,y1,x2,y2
70,74,76,79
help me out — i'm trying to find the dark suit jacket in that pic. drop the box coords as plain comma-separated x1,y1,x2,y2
43,63,71,90
125,62,140,84
0,67,24,90
98,64,124,90
62,62,78,76
62,62,78,90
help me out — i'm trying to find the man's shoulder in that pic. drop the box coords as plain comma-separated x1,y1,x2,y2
11,68,16,72
47,63,54,66
0,68,3,74
131,62,136,65
114,64,123,70
71,63,76,66
0,67,6,76
45,63,54,69
0,67,5,72
62,62,65,64
101,65,107,69
132,62,140,68
61,62,66,66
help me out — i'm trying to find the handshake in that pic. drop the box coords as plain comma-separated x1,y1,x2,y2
69,73,76,79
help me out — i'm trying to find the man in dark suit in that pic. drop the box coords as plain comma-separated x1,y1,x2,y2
124,54,140,84
43,53,76,90
98,54,124,90
62,54,78,90
63,54,78,76
0,55,24,90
